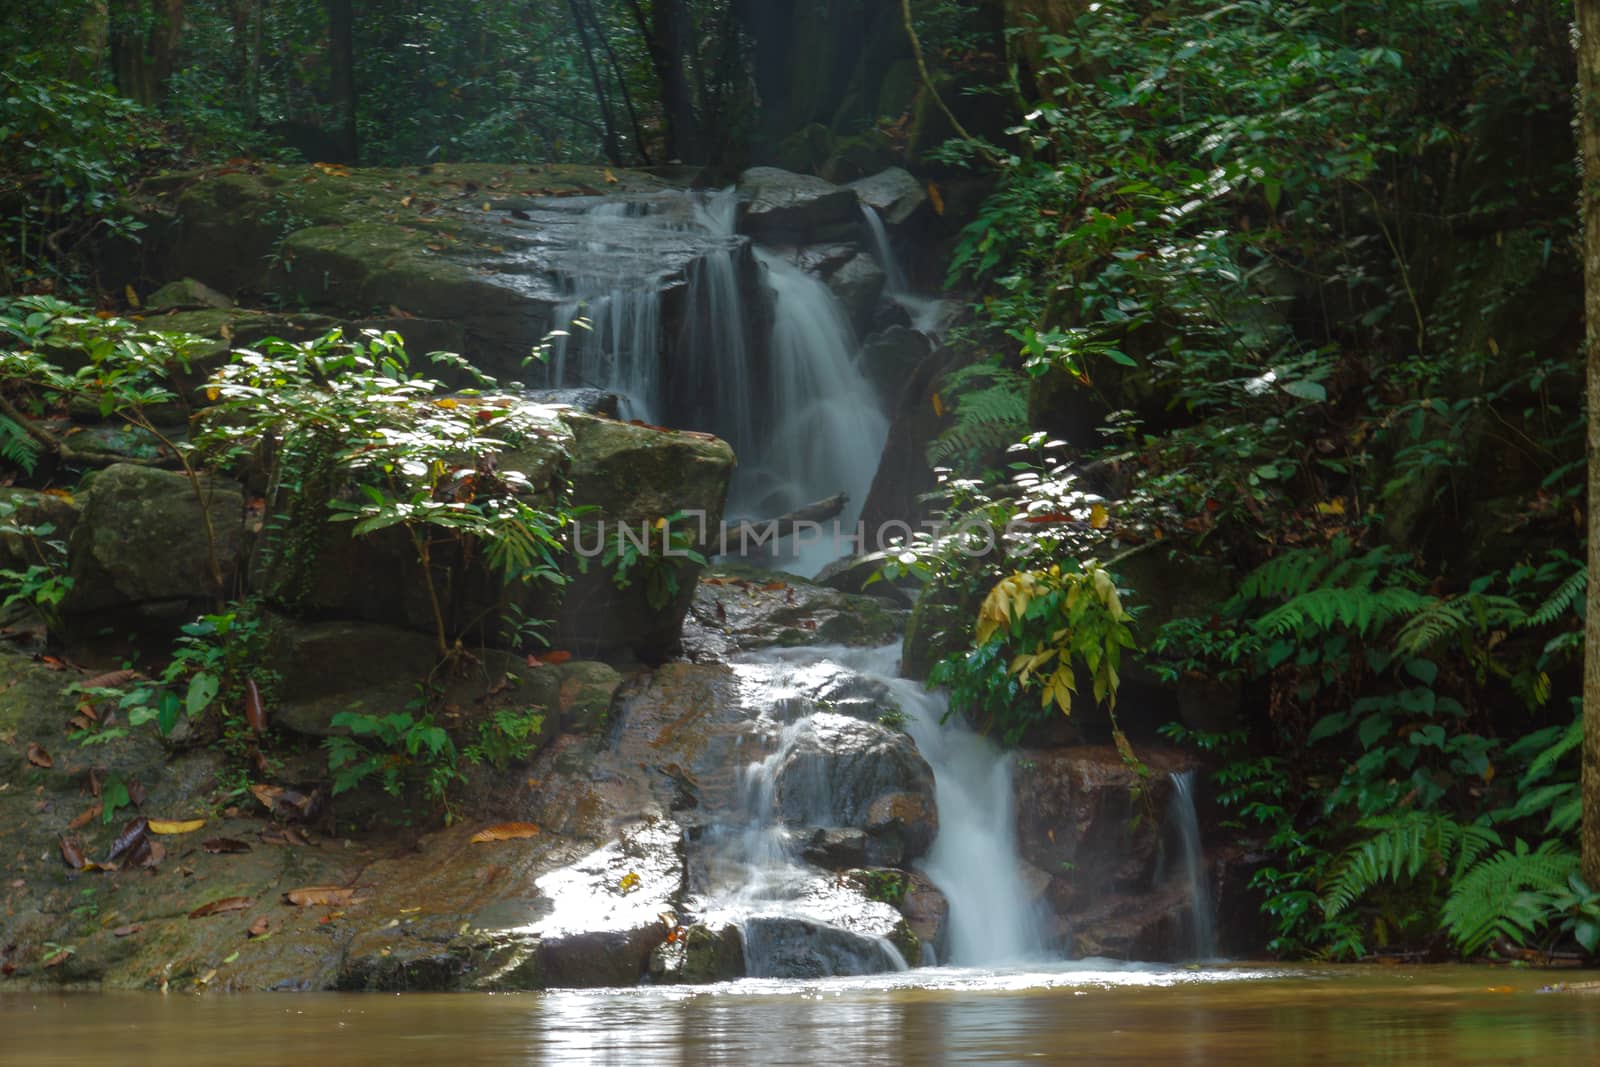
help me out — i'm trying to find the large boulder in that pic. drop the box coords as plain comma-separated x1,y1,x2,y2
1013,745,1215,960
823,252,886,335
470,818,685,989
738,167,859,242
554,413,735,660
771,713,937,865
849,167,928,227
60,464,244,650
683,566,905,658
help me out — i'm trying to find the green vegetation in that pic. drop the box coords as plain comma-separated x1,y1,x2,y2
905,0,1593,961
0,298,575,818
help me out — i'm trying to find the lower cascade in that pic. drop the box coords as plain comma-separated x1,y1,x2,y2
681,643,1044,976
1170,770,1217,961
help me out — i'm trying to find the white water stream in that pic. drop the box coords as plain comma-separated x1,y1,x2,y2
694,645,1044,971
534,189,891,576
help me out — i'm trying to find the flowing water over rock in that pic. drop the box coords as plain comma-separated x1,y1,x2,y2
681,644,1043,975
1170,769,1217,960
529,188,889,576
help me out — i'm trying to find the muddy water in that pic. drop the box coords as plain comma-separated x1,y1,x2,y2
4,964,1598,1065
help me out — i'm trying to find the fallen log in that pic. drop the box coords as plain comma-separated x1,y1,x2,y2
720,492,848,550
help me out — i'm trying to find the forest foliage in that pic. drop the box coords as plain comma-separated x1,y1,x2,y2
0,0,1595,959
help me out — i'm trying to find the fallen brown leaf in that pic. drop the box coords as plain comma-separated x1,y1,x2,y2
284,886,356,907
189,896,253,919
243,678,267,735
247,916,270,938
105,817,149,864
42,947,72,968
112,923,143,938
58,835,85,870
79,669,142,691
26,743,52,769
66,804,102,830
469,822,540,843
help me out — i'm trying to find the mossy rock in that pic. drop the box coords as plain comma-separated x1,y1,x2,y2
60,464,244,647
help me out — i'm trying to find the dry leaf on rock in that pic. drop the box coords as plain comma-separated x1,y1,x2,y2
469,822,540,843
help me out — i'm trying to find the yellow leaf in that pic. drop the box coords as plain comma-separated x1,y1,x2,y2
148,818,206,835
604,168,619,184
1315,498,1346,517
1089,503,1109,529
618,870,642,894
470,822,541,843
434,397,459,409
124,284,141,309
931,392,944,417
927,181,945,216
205,386,220,402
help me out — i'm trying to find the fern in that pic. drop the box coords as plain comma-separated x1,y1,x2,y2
1321,812,1499,919
1519,717,1582,788
1523,566,1586,629
1392,592,1523,656
0,414,40,475
927,365,1028,467
1255,586,1429,638
1440,839,1577,954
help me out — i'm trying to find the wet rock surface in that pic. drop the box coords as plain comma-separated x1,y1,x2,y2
684,566,906,658
1013,745,1213,961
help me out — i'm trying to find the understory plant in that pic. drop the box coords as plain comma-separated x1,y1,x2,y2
1,300,576,817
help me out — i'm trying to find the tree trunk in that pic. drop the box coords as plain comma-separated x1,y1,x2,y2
1580,0,1600,888
628,0,697,161
568,0,622,165
584,0,652,164
68,0,111,83
110,0,185,106
327,0,357,164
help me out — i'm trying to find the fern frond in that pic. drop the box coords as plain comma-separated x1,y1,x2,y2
927,367,1029,466
1523,567,1586,629
1519,717,1582,788
0,414,40,475
1440,839,1576,954
1255,586,1429,638
1321,812,1480,919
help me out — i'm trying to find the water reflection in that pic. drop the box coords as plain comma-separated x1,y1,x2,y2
3,965,1598,1066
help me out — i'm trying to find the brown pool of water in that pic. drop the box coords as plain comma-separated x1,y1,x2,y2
3,963,1597,1065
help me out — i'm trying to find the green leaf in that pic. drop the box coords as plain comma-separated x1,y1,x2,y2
186,671,220,719
1358,713,1390,749
1403,658,1438,685
157,690,181,735
1281,380,1326,403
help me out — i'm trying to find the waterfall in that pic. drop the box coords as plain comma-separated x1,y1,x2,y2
534,189,890,576
700,645,1044,972
737,250,888,573
1169,770,1216,960
878,654,1045,965
859,203,908,293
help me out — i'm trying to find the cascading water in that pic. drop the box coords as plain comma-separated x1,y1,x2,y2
736,250,887,571
530,189,888,575
690,644,1044,973
1169,770,1216,960
859,203,908,294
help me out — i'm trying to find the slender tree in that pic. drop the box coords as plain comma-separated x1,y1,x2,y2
1581,0,1600,887
109,0,185,105
627,0,697,161
327,0,357,163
